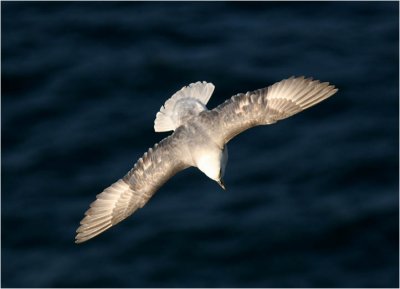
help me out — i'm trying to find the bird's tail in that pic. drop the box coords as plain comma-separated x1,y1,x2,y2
154,81,215,132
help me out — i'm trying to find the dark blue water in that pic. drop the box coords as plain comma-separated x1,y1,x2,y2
2,2,399,287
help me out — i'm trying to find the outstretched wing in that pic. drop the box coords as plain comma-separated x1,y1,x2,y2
75,132,190,243
203,76,338,145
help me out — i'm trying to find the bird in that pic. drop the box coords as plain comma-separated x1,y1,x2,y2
75,76,338,243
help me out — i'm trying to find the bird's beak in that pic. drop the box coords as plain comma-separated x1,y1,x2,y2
218,179,226,190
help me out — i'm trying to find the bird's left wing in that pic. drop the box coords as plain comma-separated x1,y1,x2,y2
75,132,190,243
201,76,338,145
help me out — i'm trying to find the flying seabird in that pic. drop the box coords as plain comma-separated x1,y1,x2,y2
75,76,338,243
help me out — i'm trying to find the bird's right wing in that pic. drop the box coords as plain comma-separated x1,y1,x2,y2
203,76,338,145
75,131,190,244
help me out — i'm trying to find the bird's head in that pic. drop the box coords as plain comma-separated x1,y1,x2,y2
197,145,228,190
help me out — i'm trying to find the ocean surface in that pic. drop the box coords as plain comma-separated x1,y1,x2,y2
2,2,399,287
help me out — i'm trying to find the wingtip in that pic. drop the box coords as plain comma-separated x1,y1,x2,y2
75,232,84,244
75,228,85,244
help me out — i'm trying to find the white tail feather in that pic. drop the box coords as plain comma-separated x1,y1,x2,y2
154,81,215,132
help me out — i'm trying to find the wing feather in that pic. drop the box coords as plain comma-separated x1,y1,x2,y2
204,76,338,144
75,132,189,243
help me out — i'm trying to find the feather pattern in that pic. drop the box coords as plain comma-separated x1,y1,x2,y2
75,131,190,243
154,81,215,132
203,76,338,144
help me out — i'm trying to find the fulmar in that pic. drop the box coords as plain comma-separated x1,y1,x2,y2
75,76,338,243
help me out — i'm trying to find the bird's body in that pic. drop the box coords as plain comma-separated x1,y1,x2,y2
75,76,338,243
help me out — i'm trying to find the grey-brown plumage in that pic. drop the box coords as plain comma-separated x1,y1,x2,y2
75,76,338,243
75,133,190,243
